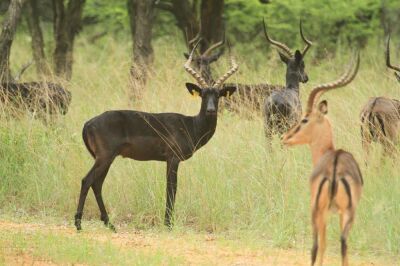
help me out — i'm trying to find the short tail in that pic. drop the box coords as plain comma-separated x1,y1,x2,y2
362,98,385,140
82,123,95,158
326,150,354,209
372,113,386,138
329,150,344,203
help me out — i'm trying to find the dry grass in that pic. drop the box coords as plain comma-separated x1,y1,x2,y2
0,33,399,264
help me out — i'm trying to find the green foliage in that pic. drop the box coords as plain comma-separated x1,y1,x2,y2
84,0,129,33
79,0,398,56
223,0,399,56
5,0,397,56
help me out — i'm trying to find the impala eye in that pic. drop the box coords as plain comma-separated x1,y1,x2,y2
301,118,308,123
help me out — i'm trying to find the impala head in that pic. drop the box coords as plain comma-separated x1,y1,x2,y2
279,50,308,83
282,53,360,146
184,40,238,116
386,35,400,83
184,32,225,84
263,19,312,84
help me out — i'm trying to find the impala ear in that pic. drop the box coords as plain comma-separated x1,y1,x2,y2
219,85,237,97
278,51,290,64
294,50,303,63
317,100,328,115
186,83,202,96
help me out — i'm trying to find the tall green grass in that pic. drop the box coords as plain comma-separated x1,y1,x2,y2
0,34,399,257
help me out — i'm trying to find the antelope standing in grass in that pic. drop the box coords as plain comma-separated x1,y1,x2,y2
0,82,71,115
360,35,400,157
0,62,71,116
282,55,362,266
74,41,238,231
263,20,312,138
184,21,313,118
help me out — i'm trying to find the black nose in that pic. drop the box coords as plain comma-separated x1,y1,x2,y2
206,109,217,115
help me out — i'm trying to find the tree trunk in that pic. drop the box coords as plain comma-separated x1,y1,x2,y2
128,0,156,98
171,0,199,44
200,0,224,53
0,0,26,83
157,0,226,51
26,0,50,77
156,0,199,48
52,0,85,81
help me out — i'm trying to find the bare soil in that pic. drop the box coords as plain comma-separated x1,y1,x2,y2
0,221,395,265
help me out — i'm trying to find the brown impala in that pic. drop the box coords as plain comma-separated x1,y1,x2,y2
360,35,400,157
282,54,363,266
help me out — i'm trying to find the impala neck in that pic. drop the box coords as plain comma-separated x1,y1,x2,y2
286,71,300,92
309,120,335,166
193,99,217,146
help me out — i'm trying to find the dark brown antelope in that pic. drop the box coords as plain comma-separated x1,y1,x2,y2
0,61,71,116
360,35,400,157
74,41,238,231
223,20,312,118
264,19,313,138
282,54,362,266
0,82,71,115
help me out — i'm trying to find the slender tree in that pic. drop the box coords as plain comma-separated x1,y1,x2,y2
127,0,156,98
0,0,27,83
199,0,223,53
26,0,50,77
156,0,224,51
156,0,199,43
52,0,85,81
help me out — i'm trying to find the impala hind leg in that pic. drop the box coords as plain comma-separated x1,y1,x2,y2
264,117,275,149
92,161,115,232
264,129,273,148
317,214,327,266
311,210,327,266
75,157,113,231
311,178,329,266
340,210,355,266
164,159,180,228
311,219,318,266
75,165,96,230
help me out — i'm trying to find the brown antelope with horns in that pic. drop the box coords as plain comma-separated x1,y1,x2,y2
74,40,238,231
360,35,400,157
282,54,363,266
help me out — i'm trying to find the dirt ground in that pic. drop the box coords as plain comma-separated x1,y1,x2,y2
0,221,396,266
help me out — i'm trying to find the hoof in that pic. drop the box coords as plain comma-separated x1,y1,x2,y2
75,219,82,231
105,221,117,233
164,221,173,230
75,213,83,231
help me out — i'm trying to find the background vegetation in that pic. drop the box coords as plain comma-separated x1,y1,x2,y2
0,0,399,264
